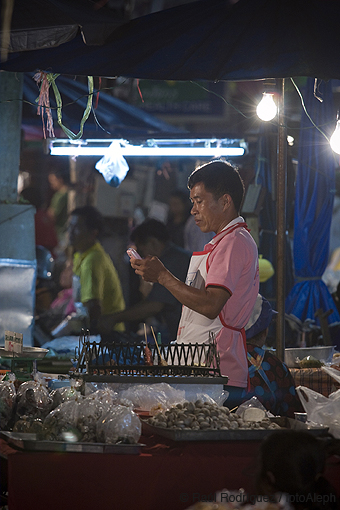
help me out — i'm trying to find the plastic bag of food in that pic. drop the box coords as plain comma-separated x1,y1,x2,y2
15,373,53,421
296,385,340,437
96,405,141,444
42,396,85,441
89,387,119,407
58,380,79,402
13,417,44,435
171,384,228,406
236,396,269,421
0,373,16,430
118,383,185,413
76,395,112,442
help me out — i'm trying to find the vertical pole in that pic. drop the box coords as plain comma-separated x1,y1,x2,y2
0,71,23,201
276,78,287,361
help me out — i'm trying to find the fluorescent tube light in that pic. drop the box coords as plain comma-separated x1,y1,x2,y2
50,146,245,157
49,138,247,158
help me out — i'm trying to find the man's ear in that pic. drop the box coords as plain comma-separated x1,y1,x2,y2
222,193,232,210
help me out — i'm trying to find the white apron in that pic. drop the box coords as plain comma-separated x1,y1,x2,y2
176,221,250,388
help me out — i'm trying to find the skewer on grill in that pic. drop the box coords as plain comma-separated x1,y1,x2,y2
150,326,168,366
143,323,153,365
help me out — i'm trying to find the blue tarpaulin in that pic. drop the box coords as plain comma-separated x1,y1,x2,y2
285,79,340,325
256,123,294,303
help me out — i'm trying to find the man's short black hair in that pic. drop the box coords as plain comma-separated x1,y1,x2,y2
187,159,245,213
70,206,104,235
130,219,170,244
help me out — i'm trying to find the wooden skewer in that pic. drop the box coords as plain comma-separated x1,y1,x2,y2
143,323,153,365
150,326,168,366
143,323,148,346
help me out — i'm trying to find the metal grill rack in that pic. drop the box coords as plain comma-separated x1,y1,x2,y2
72,332,228,385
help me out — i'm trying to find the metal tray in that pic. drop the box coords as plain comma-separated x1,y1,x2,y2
0,431,144,454
0,346,48,359
141,417,329,442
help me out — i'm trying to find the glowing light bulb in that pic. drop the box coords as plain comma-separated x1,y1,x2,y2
256,93,277,122
330,120,340,155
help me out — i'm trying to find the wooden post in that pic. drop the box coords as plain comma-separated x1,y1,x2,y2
276,78,287,361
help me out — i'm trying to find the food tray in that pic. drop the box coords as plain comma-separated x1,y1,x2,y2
73,374,228,385
0,431,144,454
0,346,48,359
141,417,329,442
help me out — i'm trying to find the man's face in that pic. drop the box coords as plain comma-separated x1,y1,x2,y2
190,183,228,234
48,173,63,191
68,215,95,253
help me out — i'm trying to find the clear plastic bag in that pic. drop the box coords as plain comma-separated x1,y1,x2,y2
236,396,269,421
171,384,229,406
96,405,141,444
118,383,185,413
42,396,85,441
13,417,44,435
296,385,340,438
16,373,53,421
89,387,119,407
0,373,16,430
58,379,79,402
76,396,112,442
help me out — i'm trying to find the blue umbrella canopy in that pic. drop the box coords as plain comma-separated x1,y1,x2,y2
2,0,340,80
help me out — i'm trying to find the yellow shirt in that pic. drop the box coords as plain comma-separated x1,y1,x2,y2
73,242,125,332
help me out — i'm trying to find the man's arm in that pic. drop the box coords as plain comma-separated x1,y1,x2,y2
84,298,102,333
98,300,164,335
131,257,230,320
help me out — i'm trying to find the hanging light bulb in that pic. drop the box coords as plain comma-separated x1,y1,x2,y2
256,92,277,121
330,119,340,155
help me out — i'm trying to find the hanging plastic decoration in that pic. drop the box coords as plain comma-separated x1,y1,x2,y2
33,72,94,140
33,71,55,139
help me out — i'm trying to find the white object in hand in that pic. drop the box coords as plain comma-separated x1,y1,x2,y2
127,248,142,259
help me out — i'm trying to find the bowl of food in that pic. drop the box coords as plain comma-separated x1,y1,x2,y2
284,346,335,368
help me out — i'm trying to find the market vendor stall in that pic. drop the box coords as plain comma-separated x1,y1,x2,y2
1,432,340,510
290,368,340,397
1,332,339,510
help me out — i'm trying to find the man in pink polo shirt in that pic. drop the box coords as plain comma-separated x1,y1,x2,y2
130,160,259,409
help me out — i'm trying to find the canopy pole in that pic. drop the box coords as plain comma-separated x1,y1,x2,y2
276,78,287,361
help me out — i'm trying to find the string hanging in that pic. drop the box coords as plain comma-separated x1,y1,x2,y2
33,72,94,140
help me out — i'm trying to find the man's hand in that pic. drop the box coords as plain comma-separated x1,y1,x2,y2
130,256,167,283
131,256,230,320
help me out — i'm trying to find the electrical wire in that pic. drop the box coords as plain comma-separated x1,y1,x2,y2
290,77,330,142
189,80,250,118
0,78,334,142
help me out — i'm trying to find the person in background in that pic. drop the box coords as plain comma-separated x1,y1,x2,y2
166,188,192,248
130,159,259,409
185,430,339,510
20,186,58,256
242,294,304,418
255,430,339,510
99,219,191,343
68,206,125,334
47,169,69,246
